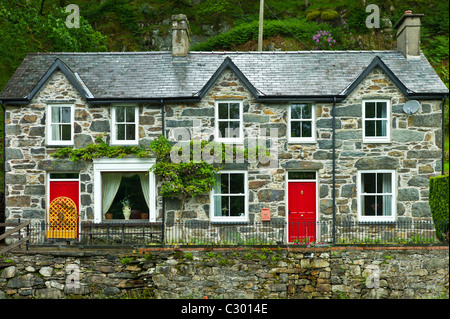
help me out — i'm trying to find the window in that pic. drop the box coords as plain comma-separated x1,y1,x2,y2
101,173,150,221
112,105,138,145
47,104,74,145
215,101,243,143
288,103,315,142
287,171,316,180
357,170,396,222
93,158,157,223
211,171,248,222
363,100,390,143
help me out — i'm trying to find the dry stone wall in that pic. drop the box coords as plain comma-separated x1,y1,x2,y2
1,247,448,299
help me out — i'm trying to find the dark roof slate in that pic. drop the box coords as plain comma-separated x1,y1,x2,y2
0,50,448,102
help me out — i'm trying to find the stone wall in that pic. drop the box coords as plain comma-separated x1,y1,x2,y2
4,70,164,223
1,247,448,299
3,63,443,231
163,66,442,228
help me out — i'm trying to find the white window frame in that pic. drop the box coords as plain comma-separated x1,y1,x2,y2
111,105,139,145
93,158,157,223
362,99,391,143
46,103,74,146
214,100,244,144
210,170,248,223
357,170,396,222
288,103,316,143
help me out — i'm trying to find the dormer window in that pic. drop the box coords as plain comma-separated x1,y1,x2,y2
47,104,74,146
288,103,315,143
363,100,391,143
112,105,138,145
215,100,243,143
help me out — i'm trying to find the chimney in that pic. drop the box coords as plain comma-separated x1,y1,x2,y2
394,10,424,59
171,14,190,57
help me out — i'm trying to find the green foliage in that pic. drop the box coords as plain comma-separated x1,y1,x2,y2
342,6,369,34
306,11,321,21
51,135,151,162
0,2,107,91
194,0,242,25
320,11,339,21
423,36,450,67
82,0,140,36
429,175,449,241
120,256,134,265
149,136,219,211
192,18,322,51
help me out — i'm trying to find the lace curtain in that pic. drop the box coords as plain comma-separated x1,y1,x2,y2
102,173,150,218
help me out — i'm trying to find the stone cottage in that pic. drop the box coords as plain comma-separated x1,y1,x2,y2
0,13,448,244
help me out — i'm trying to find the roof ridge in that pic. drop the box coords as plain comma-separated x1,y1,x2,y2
26,50,401,56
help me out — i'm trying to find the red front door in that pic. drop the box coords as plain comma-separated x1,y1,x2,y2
48,181,79,239
288,182,316,243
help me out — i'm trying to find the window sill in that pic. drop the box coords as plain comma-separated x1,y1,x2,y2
288,139,316,144
46,144,74,148
362,139,391,144
214,139,244,145
210,220,249,225
111,141,139,146
357,219,396,224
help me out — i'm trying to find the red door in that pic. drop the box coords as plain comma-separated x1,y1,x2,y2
48,181,79,239
288,182,316,243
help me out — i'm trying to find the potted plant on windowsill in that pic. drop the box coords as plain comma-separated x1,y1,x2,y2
121,196,132,220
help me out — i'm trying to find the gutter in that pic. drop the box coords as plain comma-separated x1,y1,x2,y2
257,95,347,103
3,92,447,105
86,97,201,105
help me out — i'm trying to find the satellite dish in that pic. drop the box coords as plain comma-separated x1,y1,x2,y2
403,100,420,114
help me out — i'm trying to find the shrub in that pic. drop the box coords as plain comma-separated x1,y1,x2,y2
312,30,336,50
306,10,321,21
320,11,339,21
429,175,449,241
191,18,322,51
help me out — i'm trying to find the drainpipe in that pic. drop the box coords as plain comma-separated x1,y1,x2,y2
0,100,5,232
442,95,448,176
332,97,337,243
161,99,166,245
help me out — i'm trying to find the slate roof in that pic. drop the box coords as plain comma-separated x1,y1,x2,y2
0,50,448,104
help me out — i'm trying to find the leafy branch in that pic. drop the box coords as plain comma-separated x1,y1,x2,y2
51,135,151,162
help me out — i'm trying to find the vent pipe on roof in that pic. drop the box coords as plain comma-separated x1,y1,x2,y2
171,14,190,57
394,10,424,59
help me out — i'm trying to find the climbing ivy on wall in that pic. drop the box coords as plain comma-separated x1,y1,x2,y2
52,134,271,216
51,135,151,162
148,135,220,216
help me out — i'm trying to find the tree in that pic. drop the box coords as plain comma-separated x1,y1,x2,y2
149,136,220,218
0,2,108,91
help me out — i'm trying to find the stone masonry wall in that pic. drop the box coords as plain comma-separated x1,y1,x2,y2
1,247,448,299
4,71,164,224
163,67,442,229
3,65,443,236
